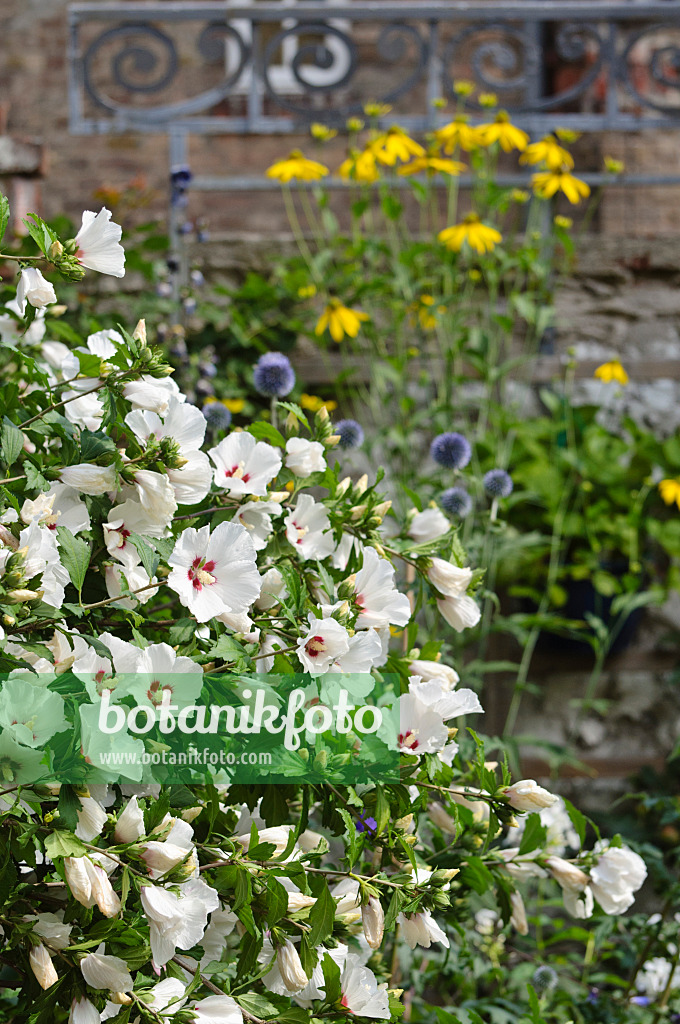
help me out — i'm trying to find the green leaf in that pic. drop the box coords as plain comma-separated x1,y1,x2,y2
0,194,9,246
307,880,335,946
383,887,403,932
459,856,495,895
44,830,88,860
299,932,318,979
1,417,24,467
56,526,90,597
517,812,547,856
237,993,281,1019
321,951,341,1003
80,429,117,463
207,635,251,671
374,786,390,835
563,798,586,846
277,402,310,431
57,785,83,831
247,422,286,447
264,875,289,927
128,532,160,580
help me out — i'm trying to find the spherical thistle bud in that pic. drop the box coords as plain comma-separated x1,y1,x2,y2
253,352,296,398
48,240,64,261
532,965,558,994
202,401,232,431
334,419,364,450
430,432,472,470
441,486,473,518
362,895,385,950
483,468,513,498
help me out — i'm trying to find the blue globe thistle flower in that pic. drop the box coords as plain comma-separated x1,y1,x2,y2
441,486,473,518
430,432,472,470
532,966,558,994
483,468,513,498
335,419,364,449
253,352,296,398
202,402,232,430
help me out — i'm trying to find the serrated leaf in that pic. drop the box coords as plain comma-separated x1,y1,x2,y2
517,812,547,856
277,402,310,431
307,880,335,946
79,429,117,462
237,993,281,1019
1,417,23,467
128,531,159,580
57,785,83,831
0,194,9,246
44,830,88,860
247,422,286,447
321,951,341,1003
56,526,90,597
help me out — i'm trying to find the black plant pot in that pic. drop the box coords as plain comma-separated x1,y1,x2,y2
533,576,646,657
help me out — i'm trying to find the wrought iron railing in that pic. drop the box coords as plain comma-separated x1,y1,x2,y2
67,2,680,263
69,2,680,135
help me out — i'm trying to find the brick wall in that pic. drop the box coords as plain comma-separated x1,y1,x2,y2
5,0,680,236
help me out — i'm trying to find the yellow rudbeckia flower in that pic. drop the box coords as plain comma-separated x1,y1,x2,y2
398,155,466,177
310,123,338,142
477,111,529,152
300,393,338,413
520,135,574,170
338,148,381,184
411,294,446,330
370,127,425,166
434,117,484,154
315,299,370,342
438,214,502,255
266,150,329,183
222,398,246,414
660,478,680,510
594,360,628,386
532,166,590,204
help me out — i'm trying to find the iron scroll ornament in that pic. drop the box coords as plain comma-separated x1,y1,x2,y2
261,20,429,120
620,23,680,114
81,20,250,124
441,20,605,113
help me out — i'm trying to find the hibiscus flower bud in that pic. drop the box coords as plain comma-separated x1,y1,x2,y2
7,588,42,603
276,938,309,991
545,856,589,892
110,992,134,1005
427,558,473,598
64,856,93,906
69,997,100,1023
132,318,147,346
80,945,133,992
503,780,558,812
29,943,58,989
89,864,121,918
16,268,57,309
362,895,385,950
509,890,528,935
48,241,65,261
